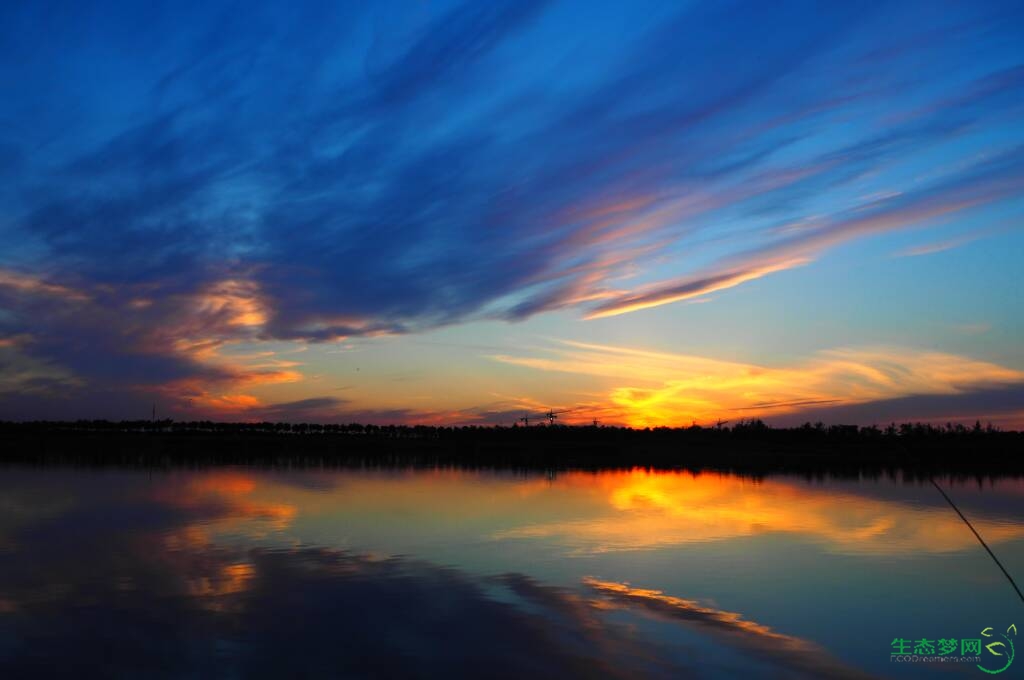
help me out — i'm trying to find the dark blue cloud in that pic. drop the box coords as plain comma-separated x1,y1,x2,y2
779,384,1024,426
1,0,1023,412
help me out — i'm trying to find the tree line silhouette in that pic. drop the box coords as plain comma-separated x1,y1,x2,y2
0,417,1011,436
0,418,1020,478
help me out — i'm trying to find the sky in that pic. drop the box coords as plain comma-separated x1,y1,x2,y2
1,0,1023,427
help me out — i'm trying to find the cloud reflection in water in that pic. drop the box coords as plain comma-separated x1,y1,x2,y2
3,466,1021,678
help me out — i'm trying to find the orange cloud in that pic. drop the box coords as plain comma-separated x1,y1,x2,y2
585,257,809,319
194,279,268,327
161,335,304,417
191,393,263,412
234,369,303,386
0,269,90,301
0,334,31,349
491,341,1024,427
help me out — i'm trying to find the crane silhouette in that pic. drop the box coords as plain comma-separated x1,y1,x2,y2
516,409,575,426
545,409,571,425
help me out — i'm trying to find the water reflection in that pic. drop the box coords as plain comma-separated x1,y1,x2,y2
0,544,664,678
0,466,1021,678
156,471,298,550
493,470,1024,554
584,579,873,679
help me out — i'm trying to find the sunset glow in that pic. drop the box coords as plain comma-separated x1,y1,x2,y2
149,468,1024,558
3,6,1024,679
1,1,1022,428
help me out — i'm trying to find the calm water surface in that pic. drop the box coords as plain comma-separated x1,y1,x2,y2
1,466,1021,678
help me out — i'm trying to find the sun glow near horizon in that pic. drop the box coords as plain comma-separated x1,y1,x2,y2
1,1,1023,427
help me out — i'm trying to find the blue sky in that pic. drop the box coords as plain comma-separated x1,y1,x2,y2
1,0,1023,426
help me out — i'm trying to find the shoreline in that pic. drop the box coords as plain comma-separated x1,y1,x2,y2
2,421,1022,477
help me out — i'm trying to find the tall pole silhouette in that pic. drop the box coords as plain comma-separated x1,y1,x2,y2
931,479,1024,604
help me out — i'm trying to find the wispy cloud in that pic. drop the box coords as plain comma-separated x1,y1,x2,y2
2,1,1024,417
895,234,980,257
585,258,810,319
0,269,90,302
491,340,1024,426
588,147,1024,317
892,217,1021,258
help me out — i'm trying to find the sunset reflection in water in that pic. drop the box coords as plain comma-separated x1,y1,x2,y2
1,466,1022,678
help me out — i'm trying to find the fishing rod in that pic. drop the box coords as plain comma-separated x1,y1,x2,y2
931,478,1024,605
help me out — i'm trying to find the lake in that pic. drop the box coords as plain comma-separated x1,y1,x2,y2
1,466,1021,678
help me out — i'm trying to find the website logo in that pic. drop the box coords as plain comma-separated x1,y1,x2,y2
890,624,1016,674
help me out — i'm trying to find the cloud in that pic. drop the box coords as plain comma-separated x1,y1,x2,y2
892,217,1019,258
491,340,1024,426
585,258,810,319
0,263,305,418
2,1,1024,416
0,270,90,302
588,147,1024,318
174,393,486,425
895,234,980,257
775,384,1024,428
210,396,350,422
